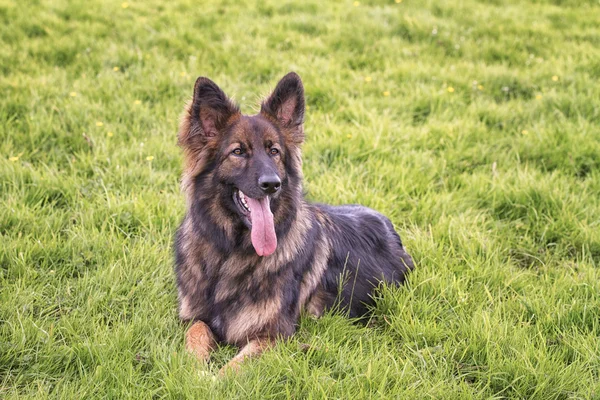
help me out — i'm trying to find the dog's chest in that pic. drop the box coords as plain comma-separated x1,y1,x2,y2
211,260,297,345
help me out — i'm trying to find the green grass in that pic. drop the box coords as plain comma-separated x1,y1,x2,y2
2,0,600,398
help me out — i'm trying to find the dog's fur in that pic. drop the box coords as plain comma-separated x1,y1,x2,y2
174,72,414,372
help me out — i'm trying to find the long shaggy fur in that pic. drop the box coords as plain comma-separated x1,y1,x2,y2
174,72,414,370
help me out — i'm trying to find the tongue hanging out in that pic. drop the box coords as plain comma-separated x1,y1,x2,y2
243,193,277,256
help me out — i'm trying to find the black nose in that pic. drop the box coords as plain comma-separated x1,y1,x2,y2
258,175,281,194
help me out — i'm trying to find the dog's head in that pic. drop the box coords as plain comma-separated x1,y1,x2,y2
178,72,305,257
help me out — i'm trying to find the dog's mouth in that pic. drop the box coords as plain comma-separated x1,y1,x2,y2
233,189,277,257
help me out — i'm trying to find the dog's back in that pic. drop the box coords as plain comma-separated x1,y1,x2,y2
311,204,414,317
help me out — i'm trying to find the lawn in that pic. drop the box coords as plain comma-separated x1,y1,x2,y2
1,0,600,398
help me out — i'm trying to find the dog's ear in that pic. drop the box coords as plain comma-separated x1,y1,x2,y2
261,72,305,143
179,77,239,148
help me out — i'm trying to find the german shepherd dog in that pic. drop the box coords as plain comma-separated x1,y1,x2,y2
174,72,414,373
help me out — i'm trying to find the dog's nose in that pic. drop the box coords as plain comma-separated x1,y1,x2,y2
258,175,281,194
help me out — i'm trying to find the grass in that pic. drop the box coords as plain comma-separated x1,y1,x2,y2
1,0,600,398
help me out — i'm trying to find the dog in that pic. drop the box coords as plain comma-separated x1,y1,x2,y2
174,72,414,373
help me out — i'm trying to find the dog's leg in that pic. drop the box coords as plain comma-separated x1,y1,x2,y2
185,321,216,362
305,287,328,318
219,338,273,375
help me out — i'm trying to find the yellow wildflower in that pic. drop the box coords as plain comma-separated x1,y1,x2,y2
477,85,484,90
552,75,559,81
364,76,372,82
522,130,528,135
536,94,542,100
121,2,129,8
9,156,19,162
383,91,390,96
69,92,77,97
447,87,455,93
96,122,104,127
353,1,360,6
134,100,142,105
113,67,119,71
146,156,154,161
107,132,114,137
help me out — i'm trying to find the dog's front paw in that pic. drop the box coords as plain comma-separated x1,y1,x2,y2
218,359,242,376
185,321,216,362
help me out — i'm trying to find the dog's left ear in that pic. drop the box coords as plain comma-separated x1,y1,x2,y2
261,72,305,143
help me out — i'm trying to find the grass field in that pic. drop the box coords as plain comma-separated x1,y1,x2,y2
2,0,600,398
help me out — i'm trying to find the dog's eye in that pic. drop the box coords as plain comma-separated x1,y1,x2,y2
232,148,243,156
269,148,279,156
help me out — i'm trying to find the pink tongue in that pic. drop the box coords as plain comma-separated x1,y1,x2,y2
245,196,277,256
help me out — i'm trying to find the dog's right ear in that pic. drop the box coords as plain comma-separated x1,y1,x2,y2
178,77,240,148
261,72,305,144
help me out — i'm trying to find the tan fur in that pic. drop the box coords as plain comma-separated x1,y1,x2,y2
225,296,283,345
261,202,312,273
287,147,304,178
178,294,194,321
259,110,305,146
178,101,241,207
298,234,331,312
186,321,216,362
297,211,334,315
178,101,211,197
206,199,235,240
305,286,328,318
219,338,273,375
177,219,204,281
212,252,262,303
